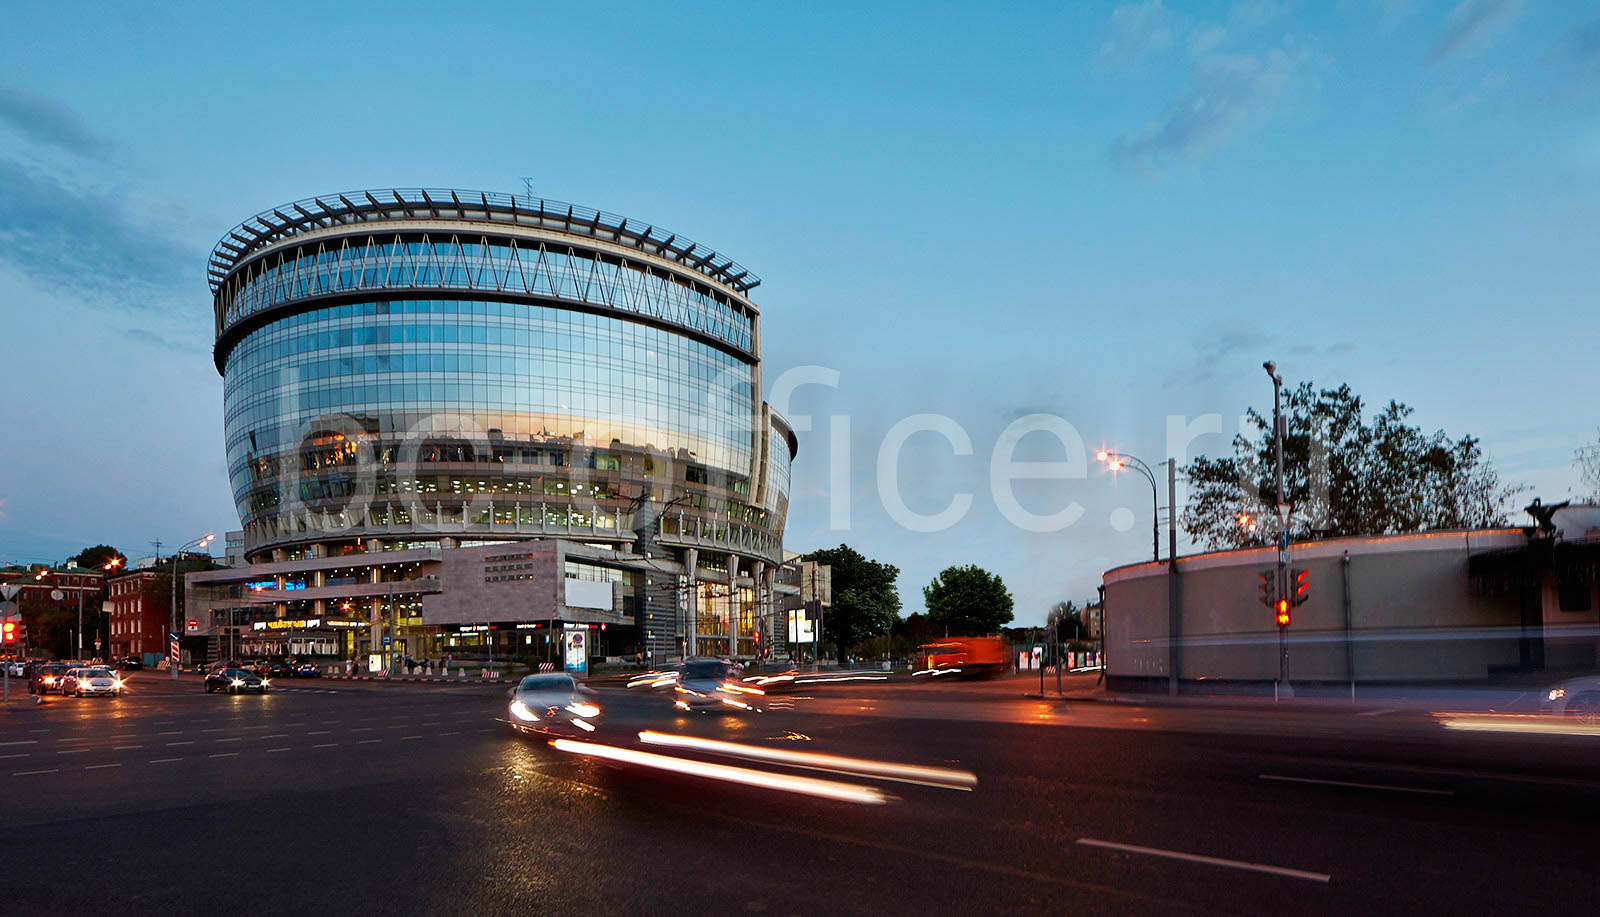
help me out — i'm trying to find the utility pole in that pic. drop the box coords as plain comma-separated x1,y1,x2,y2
1166,457,1179,697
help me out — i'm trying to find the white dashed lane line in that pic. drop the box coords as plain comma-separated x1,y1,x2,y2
14,769,58,776
312,743,338,749
209,753,239,759
113,745,143,750
358,739,382,744
307,730,330,735
85,763,121,770
0,754,30,760
215,738,243,743
149,758,181,764
401,735,423,740
166,741,195,746
0,740,38,747
267,747,291,753
57,749,92,755
157,731,182,736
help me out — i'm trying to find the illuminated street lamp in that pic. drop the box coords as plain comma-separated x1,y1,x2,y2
169,533,215,680
1094,449,1162,563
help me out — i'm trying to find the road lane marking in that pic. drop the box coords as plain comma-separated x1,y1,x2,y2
13,768,59,776
57,749,92,755
215,737,242,743
351,727,374,732
209,752,239,759
358,739,382,744
0,754,29,760
1258,774,1454,796
1356,708,1396,717
267,747,291,753
202,728,226,733
440,731,460,736
157,731,182,736
0,740,38,747
401,735,422,740
85,763,121,770
312,743,338,748
262,733,290,739
149,758,182,764
307,730,330,735
166,741,195,746
1074,838,1330,883
420,722,441,726
113,745,144,750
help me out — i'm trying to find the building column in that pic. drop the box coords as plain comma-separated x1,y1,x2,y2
727,555,740,655
683,548,698,658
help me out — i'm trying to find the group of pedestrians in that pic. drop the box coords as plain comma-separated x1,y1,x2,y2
341,653,455,677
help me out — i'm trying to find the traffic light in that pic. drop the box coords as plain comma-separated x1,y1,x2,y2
1274,598,1290,627
1292,568,1310,606
1258,570,1273,607
1,621,16,644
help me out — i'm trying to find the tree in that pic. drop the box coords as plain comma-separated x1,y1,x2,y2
69,544,126,571
1047,600,1084,641
923,565,1014,636
800,545,901,653
1182,381,1524,550
1577,431,1600,500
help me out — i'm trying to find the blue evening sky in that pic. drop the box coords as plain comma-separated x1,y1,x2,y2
1,1,1596,624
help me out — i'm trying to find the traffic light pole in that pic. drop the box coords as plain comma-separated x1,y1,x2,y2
1267,363,1291,698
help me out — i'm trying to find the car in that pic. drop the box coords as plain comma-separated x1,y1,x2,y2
672,658,763,713
295,663,322,678
5,660,25,678
205,667,270,694
62,667,122,697
29,663,70,695
506,672,602,736
118,656,144,671
1541,675,1600,723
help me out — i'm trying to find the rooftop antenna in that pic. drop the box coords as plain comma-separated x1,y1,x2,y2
520,177,538,203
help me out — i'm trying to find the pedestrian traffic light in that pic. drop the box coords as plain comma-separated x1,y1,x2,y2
1,621,16,644
1293,568,1310,606
1258,570,1273,607
1274,598,1290,627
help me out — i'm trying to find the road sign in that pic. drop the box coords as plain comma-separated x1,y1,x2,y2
169,632,180,662
382,634,392,647
49,589,64,601
0,601,19,619
0,584,20,600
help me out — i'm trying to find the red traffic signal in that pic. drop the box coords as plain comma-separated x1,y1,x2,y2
1293,568,1310,606
1,621,16,643
1274,599,1290,627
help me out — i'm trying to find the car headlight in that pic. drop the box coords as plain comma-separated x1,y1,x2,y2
566,702,601,719
509,699,539,722
260,679,270,687
1548,688,1566,702
113,680,124,689
232,679,244,687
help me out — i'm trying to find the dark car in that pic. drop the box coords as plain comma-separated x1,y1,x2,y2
118,656,144,671
29,663,70,695
295,663,322,678
204,667,270,694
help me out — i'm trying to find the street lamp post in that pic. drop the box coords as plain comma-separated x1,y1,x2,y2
1264,360,1290,697
169,534,215,680
1096,449,1181,696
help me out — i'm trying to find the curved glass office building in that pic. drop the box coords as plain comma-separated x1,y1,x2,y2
195,189,798,664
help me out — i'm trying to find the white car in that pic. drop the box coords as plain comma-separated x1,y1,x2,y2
62,667,123,697
507,673,601,735
4,661,24,678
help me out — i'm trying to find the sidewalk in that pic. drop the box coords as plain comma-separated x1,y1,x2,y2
1024,680,1542,713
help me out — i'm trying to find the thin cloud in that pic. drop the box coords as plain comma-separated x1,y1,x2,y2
1554,16,1600,85
1427,0,1522,63
124,327,207,354
1111,42,1329,170
1096,1,1177,71
0,85,110,160
0,159,197,306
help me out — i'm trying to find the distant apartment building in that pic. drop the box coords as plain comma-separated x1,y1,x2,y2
0,563,107,607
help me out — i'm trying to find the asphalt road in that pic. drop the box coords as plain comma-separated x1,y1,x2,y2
3,671,1598,915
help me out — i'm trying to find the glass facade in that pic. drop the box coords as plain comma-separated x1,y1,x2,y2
212,192,793,569
218,237,753,354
